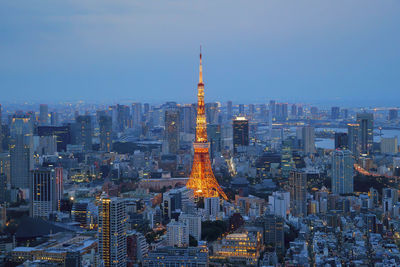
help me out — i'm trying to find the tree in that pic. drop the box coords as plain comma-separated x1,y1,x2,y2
189,235,198,247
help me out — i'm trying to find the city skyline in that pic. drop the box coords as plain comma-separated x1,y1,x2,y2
1,1,399,105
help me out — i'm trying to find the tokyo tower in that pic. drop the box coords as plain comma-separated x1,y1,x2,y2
186,49,228,200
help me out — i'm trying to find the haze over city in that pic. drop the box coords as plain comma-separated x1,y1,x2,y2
1,0,399,105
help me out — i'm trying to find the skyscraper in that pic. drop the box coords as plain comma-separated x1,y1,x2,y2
39,104,49,125
55,167,63,211
186,50,227,200
331,149,354,195
10,116,33,189
207,124,221,160
75,115,92,151
205,102,219,124
99,193,127,267
233,117,249,154
347,123,359,156
166,219,189,247
165,109,180,154
227,101,232,121
301,126,315,154
331,106,340,120
30,168,56,218
356,113,373,155
289,170,307,217
131,102,142,127
389,109,398,121
334,132,348,149
99,115,112,152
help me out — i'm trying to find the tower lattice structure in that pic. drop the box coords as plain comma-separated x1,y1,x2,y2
186,50,227,200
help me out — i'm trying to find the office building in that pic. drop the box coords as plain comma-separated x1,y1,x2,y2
383,188,398,216
207,124,221,159
165,109,180,154
99,115,112,152
331,149,354,195
10,116,33,189
331,107,340,120
301,126,315,154
263,214,285,255
356,113,374,155
233,117,249,154
131,102,142,127
289,171,307,217
75,115,93,151
380,137,398,155
205,102,219,124
98,193,127,267
39,104,49,125
213,231,262,265
37,126,71,152
227,101,232,121
334,132,348,149
30,168,56,219
239,104,244,116
143,247,208,267
268,191,290,218
71,200,97,229
389,109,398,121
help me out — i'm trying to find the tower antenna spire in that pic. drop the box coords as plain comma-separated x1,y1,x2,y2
199,45,203,84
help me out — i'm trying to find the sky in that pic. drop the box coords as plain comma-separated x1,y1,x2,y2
0,0,399,106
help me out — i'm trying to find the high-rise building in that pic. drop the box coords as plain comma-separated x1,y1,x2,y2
75,115,92,151
297,106,304,117
185,50,227,200
207,124,221,159
356,113,374,155
291,104,297,118
301,126,315,154
331,106,340,120
289,171,307,217
99,115,112,152
331,149,354,195
131,102,142,127
37,126,71,152
263,214,285,255
227,101,232,121
334,132,348,149
99,193,127,267
10,116,33,189
233,117,249,154
206,102,219,124
166,219,189,247
39,104,49,125
380,137,398,155
269,100,276,119
347,123,359,156
238,104,244,116
30,168,56,218
127,230,148,265
0,173,9,204
55,167,63,211
165,109,180,154
383,188,398,216
389,109,398,121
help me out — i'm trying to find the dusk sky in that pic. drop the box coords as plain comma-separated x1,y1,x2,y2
1,0,399,106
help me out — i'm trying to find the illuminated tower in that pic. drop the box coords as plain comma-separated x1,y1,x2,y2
186,50,227,200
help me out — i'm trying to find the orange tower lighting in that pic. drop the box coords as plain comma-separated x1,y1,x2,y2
186,49,228,200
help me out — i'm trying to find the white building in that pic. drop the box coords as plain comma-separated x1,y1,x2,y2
166,219,188,247
268,191,290,218
179,213,202,241
204,197,220,221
